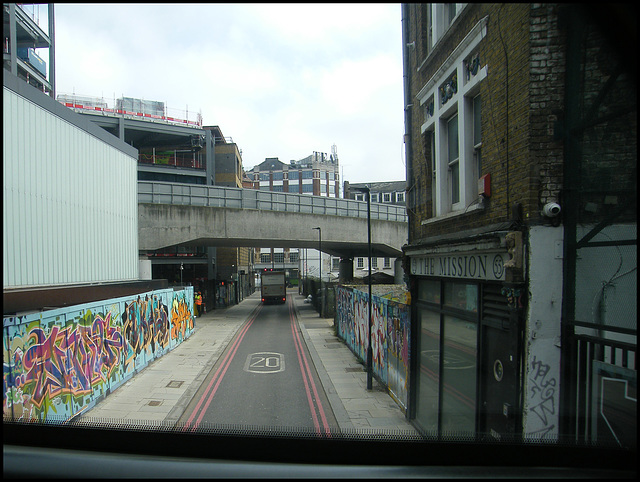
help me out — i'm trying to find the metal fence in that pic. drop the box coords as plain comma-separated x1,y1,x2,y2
138,181,408,223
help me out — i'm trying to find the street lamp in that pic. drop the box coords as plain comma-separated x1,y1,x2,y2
353,186,373,390
313,227,322,317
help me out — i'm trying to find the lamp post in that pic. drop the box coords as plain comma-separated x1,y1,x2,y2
353,186,373,390
313,227,322,317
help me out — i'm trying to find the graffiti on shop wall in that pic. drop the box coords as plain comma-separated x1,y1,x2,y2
527,355,558,438
3,288,193,422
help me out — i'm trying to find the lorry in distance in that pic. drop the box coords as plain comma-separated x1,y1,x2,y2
261,269,286,304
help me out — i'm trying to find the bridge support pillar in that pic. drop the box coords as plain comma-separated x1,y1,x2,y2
338,257,354,282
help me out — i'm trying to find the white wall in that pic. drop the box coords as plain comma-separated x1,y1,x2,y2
522,225,564,440
3,84,138,288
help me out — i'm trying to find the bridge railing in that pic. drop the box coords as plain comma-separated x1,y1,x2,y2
138,181,408,222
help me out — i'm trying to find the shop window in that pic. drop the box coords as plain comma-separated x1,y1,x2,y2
418,279,441,304
415,308,441,435
415,279,479,437
444,280,478,312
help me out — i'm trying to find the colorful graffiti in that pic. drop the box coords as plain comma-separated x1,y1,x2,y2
336,286,410,409
3,287,194,423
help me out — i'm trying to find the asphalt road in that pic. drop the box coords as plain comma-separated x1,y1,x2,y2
179,296,338,435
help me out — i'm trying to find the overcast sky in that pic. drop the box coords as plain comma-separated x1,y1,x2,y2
48,3,406,184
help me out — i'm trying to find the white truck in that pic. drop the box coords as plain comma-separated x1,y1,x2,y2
260,270,286,304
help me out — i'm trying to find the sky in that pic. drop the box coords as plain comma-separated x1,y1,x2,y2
46,3,406,184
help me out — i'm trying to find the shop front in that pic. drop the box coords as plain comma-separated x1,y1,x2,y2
406,234,525,440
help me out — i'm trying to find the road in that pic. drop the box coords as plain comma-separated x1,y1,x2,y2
179,296,338,436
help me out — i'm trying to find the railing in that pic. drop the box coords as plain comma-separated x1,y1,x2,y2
138,181,408,223
56,93,203,127
138,153,205,169
570,330,636,446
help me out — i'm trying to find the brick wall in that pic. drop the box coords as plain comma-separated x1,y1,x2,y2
405,4,569,243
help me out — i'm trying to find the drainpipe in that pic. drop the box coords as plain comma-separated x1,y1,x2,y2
401,4,413,219
401,2,416,421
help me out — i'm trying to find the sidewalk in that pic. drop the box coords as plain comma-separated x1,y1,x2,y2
80,291,418,436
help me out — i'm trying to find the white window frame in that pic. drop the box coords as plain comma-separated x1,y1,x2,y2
417,16,488,220
383,192,392,203
431,4,465,48
446,113,460,208
331,257,340,271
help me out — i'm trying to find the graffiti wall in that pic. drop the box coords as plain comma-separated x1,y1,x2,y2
336,286,410,410
3,287,194,423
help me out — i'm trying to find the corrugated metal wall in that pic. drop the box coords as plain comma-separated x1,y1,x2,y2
3,86,138,288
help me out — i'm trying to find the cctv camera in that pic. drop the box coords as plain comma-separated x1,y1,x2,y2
542,202,561,217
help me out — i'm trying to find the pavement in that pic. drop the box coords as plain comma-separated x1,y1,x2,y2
80,290,418,436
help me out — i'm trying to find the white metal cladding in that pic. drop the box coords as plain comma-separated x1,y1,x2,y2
3,86,139,288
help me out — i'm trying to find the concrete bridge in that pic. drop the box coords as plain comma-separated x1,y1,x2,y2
138,181,408,258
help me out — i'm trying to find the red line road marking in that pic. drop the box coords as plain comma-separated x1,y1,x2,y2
288,298,331,437
183,305,262,430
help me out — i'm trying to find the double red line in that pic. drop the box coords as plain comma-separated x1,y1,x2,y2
182,305,262,431
288,298,331,437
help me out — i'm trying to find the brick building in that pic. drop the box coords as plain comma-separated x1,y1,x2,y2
401,4,636,445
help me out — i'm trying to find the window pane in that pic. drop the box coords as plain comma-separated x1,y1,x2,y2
448,114,460,205
447,3,457,24
451,162,460,204
443,281,478,312
447,115,458,162
418,279,441,304
473,94,481,147
441,314,477,437
416,308,440,435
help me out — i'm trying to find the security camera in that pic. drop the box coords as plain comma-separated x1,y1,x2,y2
542,202,561,217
